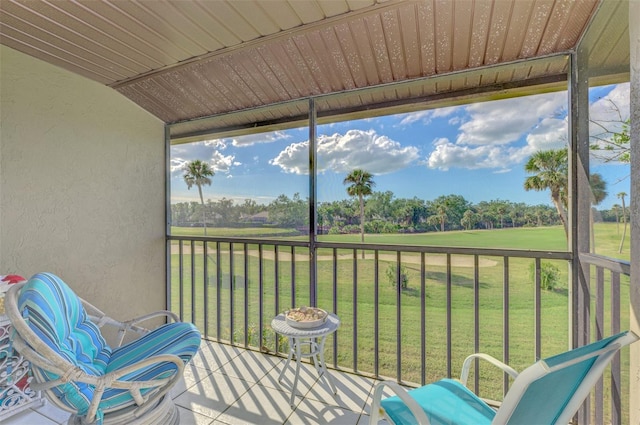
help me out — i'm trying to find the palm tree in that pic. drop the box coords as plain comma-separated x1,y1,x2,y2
430,196,453,232
426,215,440,231
617,192,627,253
436,204,448,232
611,204,621,235
524,149,568,237
461,209,477,230
343,169,375,253
183,160,214,236
589,173,607,252
496,204,507,228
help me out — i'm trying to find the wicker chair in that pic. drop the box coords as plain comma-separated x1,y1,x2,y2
5,272,201,425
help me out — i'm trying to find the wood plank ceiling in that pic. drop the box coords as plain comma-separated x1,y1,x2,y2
0,0,629,142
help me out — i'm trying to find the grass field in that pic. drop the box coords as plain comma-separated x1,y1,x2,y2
169,222,631,419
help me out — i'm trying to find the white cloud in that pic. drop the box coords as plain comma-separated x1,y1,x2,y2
170,137,240,179
525,117,567,153
170,153,238,178
590,83,630,123
426,84,628,172
210,150,239,173
398,110,432,126
270,129,420,175
426,91,569,171
203,139,227,149
229,131,291,147
427,138,516,171
432,106,460,118
456,92,566,146
269,141,309,174
448,116,462,125
170,158,189,174
588,83,630,161
398,106,460,126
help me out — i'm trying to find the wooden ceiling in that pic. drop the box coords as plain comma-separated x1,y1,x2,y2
0,1,630,142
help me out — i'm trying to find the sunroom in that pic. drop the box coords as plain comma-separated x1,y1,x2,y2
1,0,638,424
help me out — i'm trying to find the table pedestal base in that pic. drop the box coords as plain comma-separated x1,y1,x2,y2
278,335,337,406
271,313,340,407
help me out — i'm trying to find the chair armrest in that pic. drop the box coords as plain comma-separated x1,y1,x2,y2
112,311,181,347
107,354,187,388
52,353,184,425
77,352,184,424
460,353,519,386
82,298,180,346
25,350,184,394
369,380,431,425
125,310,181,328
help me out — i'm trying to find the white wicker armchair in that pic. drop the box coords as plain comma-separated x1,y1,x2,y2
5,273,201,425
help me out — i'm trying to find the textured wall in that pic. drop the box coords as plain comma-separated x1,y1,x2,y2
0,45,166,320
628,1,640,423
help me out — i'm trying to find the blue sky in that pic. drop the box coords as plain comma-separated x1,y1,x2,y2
170,83,630,209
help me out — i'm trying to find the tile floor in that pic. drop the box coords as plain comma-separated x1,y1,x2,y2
3,340,394,425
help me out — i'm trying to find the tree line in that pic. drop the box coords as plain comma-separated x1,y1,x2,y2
172,193,622,234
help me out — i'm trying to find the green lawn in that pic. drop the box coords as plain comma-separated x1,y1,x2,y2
319,225,570,251
169,222,630,418
170,226,301,238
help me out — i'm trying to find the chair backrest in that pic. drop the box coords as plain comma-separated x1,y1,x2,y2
16,273,112,412
493,331,638,425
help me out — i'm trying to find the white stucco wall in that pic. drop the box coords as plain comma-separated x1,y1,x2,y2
0,45,166,320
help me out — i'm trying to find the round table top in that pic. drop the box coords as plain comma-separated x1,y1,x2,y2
271,312,340,337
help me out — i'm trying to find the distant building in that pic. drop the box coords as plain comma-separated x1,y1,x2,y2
245,211,269,224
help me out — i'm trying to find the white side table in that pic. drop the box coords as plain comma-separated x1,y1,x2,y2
271,313,340,406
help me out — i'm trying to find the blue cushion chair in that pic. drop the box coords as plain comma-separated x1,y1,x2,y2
370,330,638,425
5,272,201,425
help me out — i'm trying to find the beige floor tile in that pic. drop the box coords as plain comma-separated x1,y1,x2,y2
215,349,280,383
260,357,321,398
171,362,214,398
286,398,362,425
0,409,58,425
357,414,389,425
33,401,71,424
303,370,375,413
174,371,253,420
216,383,298,425
191,340,244,372
177,405,216,425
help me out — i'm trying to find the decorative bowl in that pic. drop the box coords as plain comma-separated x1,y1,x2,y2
285,307,328,329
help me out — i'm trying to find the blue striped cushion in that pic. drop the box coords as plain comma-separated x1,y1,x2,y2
18,273,112,413
18,273,202,416
99,322,201,411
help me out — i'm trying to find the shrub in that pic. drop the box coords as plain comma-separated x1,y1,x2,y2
386,263,409,289
364,219,385,233
530,261,561,291
343,224,360,234
233,323,291,353
328,226,342,235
